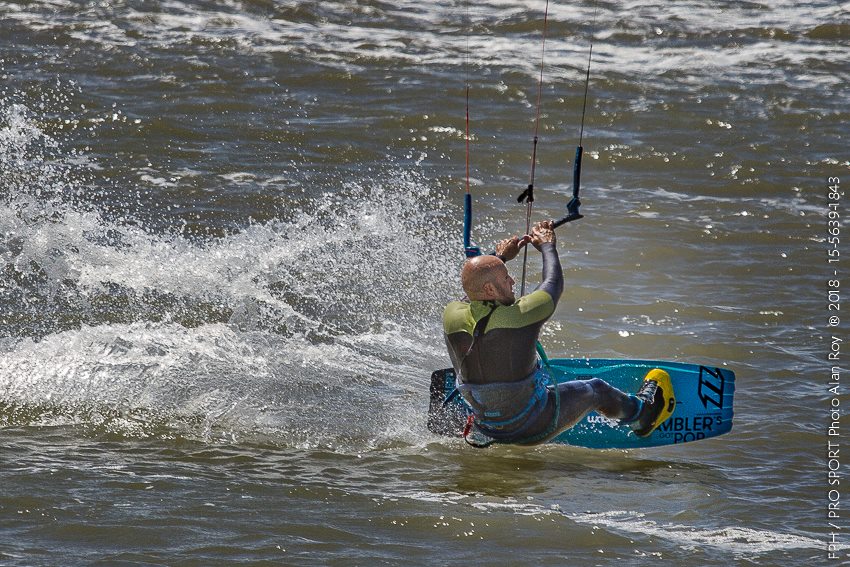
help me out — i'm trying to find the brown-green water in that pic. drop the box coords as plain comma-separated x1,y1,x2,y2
1,1,847,564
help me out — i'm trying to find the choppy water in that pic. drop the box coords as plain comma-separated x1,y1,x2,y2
1,1,847,565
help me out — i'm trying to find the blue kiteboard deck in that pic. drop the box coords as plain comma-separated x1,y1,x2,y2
427,358,735,449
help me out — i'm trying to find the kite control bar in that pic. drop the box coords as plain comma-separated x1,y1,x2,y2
552,203,583,228
551,145,584,228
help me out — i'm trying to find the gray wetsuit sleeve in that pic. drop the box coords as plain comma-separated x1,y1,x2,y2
535,242,563,305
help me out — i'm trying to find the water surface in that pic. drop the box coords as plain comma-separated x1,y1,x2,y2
1,1,847,564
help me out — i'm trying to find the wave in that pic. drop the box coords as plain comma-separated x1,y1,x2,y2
394,486,834,557
3,0,846,90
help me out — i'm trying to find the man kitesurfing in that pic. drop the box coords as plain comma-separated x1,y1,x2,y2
442,222,675,446
435,0,677,448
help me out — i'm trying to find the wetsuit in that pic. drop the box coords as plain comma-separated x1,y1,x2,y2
443,243,639,444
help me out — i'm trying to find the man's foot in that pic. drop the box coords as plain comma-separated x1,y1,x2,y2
630,369,676,438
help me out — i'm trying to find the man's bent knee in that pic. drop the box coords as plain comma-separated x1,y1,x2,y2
587,378,612,395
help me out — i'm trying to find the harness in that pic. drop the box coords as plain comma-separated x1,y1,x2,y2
446,302,561,448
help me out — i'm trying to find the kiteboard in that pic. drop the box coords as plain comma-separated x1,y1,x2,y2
428,358,735,449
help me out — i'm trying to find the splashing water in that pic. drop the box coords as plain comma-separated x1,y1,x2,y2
0,97,464,451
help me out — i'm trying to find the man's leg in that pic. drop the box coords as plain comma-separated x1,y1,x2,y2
553,378,639,431
518,378,638,444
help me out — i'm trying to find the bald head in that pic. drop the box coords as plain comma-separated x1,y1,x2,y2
461,255,516,304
